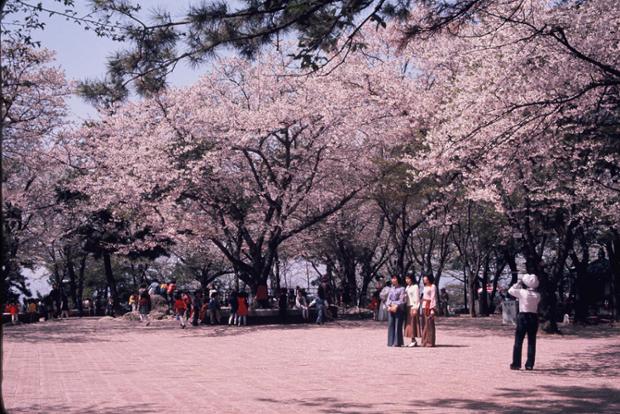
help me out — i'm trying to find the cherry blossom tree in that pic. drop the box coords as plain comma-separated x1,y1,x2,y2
399,0,619,330
69,42,414,293
1,40,71,302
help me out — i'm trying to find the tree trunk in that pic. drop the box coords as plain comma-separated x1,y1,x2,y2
435,271,445,316
524,253,559,333
0,320,4,414
273,262,281,292
65,253,78,311
467,265,477,317
359,258,378,308
489,256,506,313
343,258,357,306
130,263,138,289
571,253,589,324
478,256,490,316
505,251,518,286
102,252,119,311
463,267,468,312
77,254,87,316
605,230,620,320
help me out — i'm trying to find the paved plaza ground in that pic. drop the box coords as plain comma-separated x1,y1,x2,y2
3,316,620,413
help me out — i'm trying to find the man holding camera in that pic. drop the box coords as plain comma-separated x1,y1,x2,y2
508,274,542,371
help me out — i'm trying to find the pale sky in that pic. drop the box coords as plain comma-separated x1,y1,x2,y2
32,0,240,120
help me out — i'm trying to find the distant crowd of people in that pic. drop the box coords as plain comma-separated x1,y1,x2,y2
130,280,247,329
125,277,338,329
3,285,72,324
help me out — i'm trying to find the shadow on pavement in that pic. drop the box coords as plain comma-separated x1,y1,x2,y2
437,317,516,338
435,316,620,340
4,318,388,343
255,385,620,413
257,396,393,414
8,402,158,414
533,344,620,378
554,323,620,339
425,385,620,413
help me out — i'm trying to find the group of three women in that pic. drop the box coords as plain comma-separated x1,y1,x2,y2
385,274,437,348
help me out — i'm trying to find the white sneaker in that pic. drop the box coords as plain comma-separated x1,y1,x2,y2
408,342,418,347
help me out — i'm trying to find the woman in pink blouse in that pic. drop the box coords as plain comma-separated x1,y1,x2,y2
421,274,438,347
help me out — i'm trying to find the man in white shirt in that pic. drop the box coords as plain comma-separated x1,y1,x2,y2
508,274,541,371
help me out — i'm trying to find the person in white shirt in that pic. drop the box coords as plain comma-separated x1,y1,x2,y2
295,289,309,322
508,273,542,371
404,273,421,347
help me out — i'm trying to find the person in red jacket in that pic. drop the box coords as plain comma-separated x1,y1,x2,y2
182,292,192,321
237,292,249,326
6,303,19,324
173,292,187,329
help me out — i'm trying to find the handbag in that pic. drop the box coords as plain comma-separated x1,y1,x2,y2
424,300,432,317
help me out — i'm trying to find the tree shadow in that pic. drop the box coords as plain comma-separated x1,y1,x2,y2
437,316,516,338
532,345,620,378
257,396,394,414
425,385,620,413
433,344,470,348
4,320,127,344
437,316,620,340
7,402,158,414
4,318,369,343
253,385,620,414
184,319,378,338
554,323,620,339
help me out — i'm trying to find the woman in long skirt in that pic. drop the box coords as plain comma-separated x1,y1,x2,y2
421,274,437,347
404,273,420,347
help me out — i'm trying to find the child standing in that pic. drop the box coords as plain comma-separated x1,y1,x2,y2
138,290,152,326
309,291,326,325
296,290,309,322
278,289,288,324
182,292,192,321
173,292,187,329
208,291,221,324
129,293,138,312
237,292,249,326
7,303,18,324
27,300,38,323
60,294,70,319
228,290,239,325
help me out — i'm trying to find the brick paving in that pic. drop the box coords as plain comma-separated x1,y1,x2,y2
3,316,620,413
